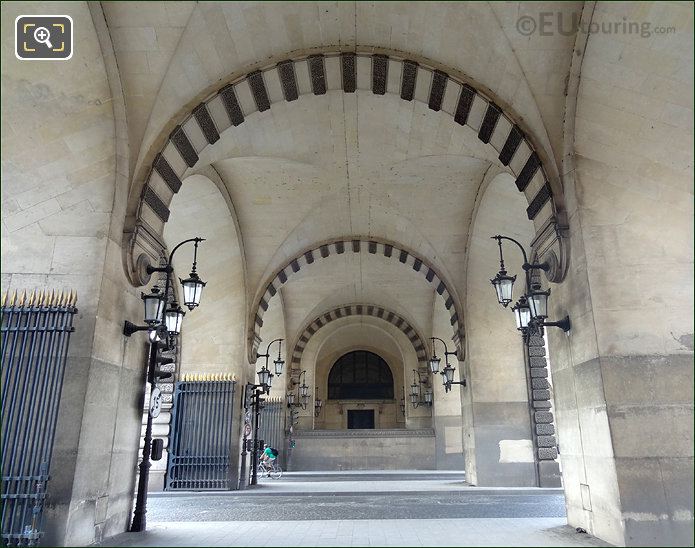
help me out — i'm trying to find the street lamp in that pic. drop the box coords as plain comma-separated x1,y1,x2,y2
257,338,284,376
429,337,456,375
410,369,433,408
490,235,570,333
431,337,466,393
179,243,206,310
122,237,206,533
255,338,284,395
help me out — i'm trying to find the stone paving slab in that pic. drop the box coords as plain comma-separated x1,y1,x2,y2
99,519,611,547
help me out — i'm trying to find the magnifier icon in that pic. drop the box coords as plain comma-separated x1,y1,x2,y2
33,27,53,49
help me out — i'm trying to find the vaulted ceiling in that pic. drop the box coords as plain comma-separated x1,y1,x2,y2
104,1,584,360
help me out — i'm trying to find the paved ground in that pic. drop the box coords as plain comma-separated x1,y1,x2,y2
146,493,566,521
100,472,610,547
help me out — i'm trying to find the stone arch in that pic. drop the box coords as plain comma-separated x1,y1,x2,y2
126,49,568,287
252,237,461,362
289,303,430,387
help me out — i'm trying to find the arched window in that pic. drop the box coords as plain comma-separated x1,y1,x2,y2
327,350,394,400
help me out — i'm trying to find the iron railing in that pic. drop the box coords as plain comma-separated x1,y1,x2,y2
258,398,285,467
1,290,77,546
165,375,236,490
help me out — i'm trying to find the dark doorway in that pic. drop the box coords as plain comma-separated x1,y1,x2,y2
347,410,375,429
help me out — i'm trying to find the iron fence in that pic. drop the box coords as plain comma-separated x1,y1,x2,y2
165,375,236,490
258,398,285,467
1,290,77,546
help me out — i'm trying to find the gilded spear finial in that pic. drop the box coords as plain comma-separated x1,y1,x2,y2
1,292,6,307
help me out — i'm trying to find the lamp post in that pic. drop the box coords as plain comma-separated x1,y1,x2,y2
409,369,433,408
430,337,466,393
124,237,206,533
246,355,280,486
490,235,570,334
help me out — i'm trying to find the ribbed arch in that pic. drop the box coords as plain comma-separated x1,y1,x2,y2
289,303,430,382
126,49,564,287
254,238,461,361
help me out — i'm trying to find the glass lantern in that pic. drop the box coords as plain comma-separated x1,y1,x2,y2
142,286,165,325
274,358,285,376
442,365,455,385
512,297,532,330
257,367,270,387
180,271,206,310
429,355,441,373
528,287,551,319
490,270,516,307
164,302,185,335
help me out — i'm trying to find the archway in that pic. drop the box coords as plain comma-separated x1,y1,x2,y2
125,49,568,295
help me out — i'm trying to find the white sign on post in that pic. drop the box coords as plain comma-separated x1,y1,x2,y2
149,387,162,418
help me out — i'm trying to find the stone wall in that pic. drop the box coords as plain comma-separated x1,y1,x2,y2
1,3,146,544
288,429,436,471
460,172,538,487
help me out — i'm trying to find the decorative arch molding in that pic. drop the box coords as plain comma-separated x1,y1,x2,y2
251,237,462,362
125,48,569,288
289,303,430,386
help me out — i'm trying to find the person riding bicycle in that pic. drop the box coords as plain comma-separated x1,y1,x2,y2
260,443,279,470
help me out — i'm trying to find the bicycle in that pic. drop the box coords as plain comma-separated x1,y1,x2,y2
258,459,283,479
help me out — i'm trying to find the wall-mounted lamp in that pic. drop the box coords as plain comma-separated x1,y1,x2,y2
287,370,310,410
430,337,466,393
490,235,570,334
124,237,206,534
410,369,433,408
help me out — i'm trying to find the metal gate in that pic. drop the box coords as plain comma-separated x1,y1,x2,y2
258,398,285,467
1,290,77,546
165,375,236,490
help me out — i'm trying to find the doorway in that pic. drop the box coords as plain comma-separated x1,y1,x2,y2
347,409,375,429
